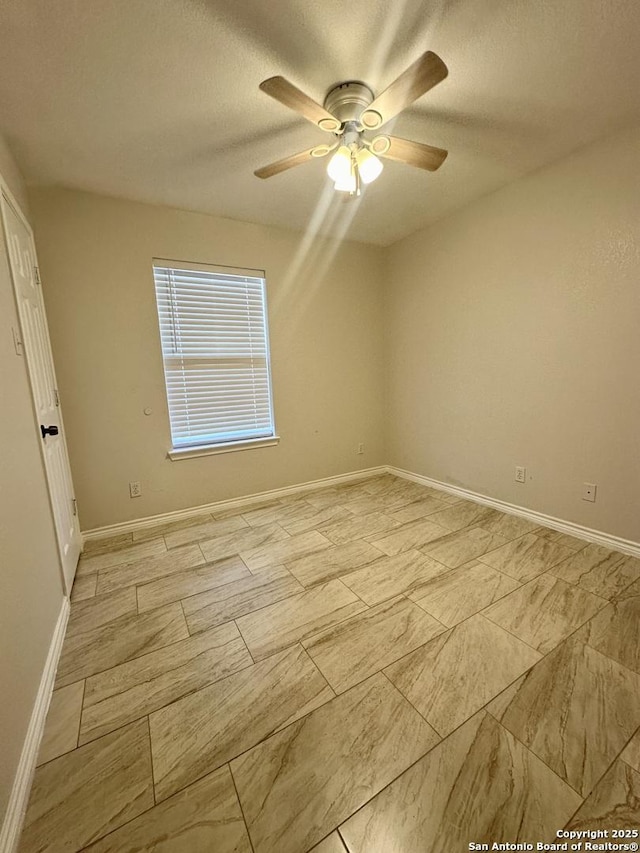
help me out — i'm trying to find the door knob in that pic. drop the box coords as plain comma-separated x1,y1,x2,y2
40,424,59,438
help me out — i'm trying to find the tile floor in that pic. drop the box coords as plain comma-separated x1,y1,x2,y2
18,474,640,852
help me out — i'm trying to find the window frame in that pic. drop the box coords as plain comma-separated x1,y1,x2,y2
152,257,279,460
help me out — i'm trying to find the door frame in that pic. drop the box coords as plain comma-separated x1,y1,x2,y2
0,177,81,595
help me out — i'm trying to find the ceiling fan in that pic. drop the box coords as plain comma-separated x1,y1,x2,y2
254,51,449,195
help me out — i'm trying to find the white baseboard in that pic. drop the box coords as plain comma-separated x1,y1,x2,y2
388,466,640,558
0,597,70,853
82,461,639,558
82,466,387,540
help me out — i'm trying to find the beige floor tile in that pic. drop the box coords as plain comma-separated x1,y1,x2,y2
239,498,315,528
488,633,640,796
131,512,214,542
82,532,133,555
230,673,439,853
339,711,581,853
369,479,460,504
164,513,248,549
25,475,637,852
340,550,450,605
369,518,449,556
483,573,607,654
80,622,252,744
19,719,154,853
316,479,375,497
317,511,401,545
36,682,84,766
149,644,334,802
339,480,388,498
240,529,332,571
67,586,137,637
479,512,540,540
286,540,384,587
409,560,520,627
578,576,640,673
421,526,508,569
417,486,463,505
550,543,640,599
389,481,440,501
56,602,189,687
339,492,415,516
621,729,640,772
95,543,205,595
279,504,355,537
308,832,348,853
236,579,367,660
533,526,587,550
565,760,640,832
302,487,344,509
212,497,286,520
77,537,167,576
387,495,449,524
427,500,500,531
181,565,303,634
478,532,576,582
137,555,250,612
485,675,523,721
85,765,252,853
303,596,445,693
199,522,290,564
70,573,97,602
360,476,428,500
385,614,540,736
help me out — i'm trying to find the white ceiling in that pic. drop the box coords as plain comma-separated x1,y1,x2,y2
0,0,639,245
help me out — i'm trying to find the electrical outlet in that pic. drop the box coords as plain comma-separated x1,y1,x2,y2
129,481,142,498
357,443,364,455
515,466,526,483
582,482,597,502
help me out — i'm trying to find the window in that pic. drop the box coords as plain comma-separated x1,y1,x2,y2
152,259,277,458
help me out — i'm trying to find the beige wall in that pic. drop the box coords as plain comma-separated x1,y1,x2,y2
29,189,386,530
3,117,638,842
385,126,640,542
0,145,64,820
0,135,30,215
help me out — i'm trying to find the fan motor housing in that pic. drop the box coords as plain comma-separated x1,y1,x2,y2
323,81,374,125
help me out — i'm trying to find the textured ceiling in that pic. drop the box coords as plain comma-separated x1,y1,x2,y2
0,0,639,245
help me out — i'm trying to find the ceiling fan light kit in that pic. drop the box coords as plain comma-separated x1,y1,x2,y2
255,51,449,195
324,123,384,193
334,172,358,194
326,145,352,183
356,148,384,184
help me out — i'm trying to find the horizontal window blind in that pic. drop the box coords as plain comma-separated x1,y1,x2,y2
153,262,275,449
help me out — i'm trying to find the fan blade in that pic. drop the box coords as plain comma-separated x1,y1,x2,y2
254,147,319,179
361,51,448,130
259,77,341,132
377,136,448,172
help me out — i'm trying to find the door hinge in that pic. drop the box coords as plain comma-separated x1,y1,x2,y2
34,266,41,285
12,326,24,356
54,388,60,406
72,498,78,516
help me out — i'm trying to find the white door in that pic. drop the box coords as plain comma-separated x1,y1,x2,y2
1,191,81,592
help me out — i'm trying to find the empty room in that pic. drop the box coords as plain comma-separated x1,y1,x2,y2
1,1,639,851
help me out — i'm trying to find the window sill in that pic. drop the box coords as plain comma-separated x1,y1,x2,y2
167,436,280,460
